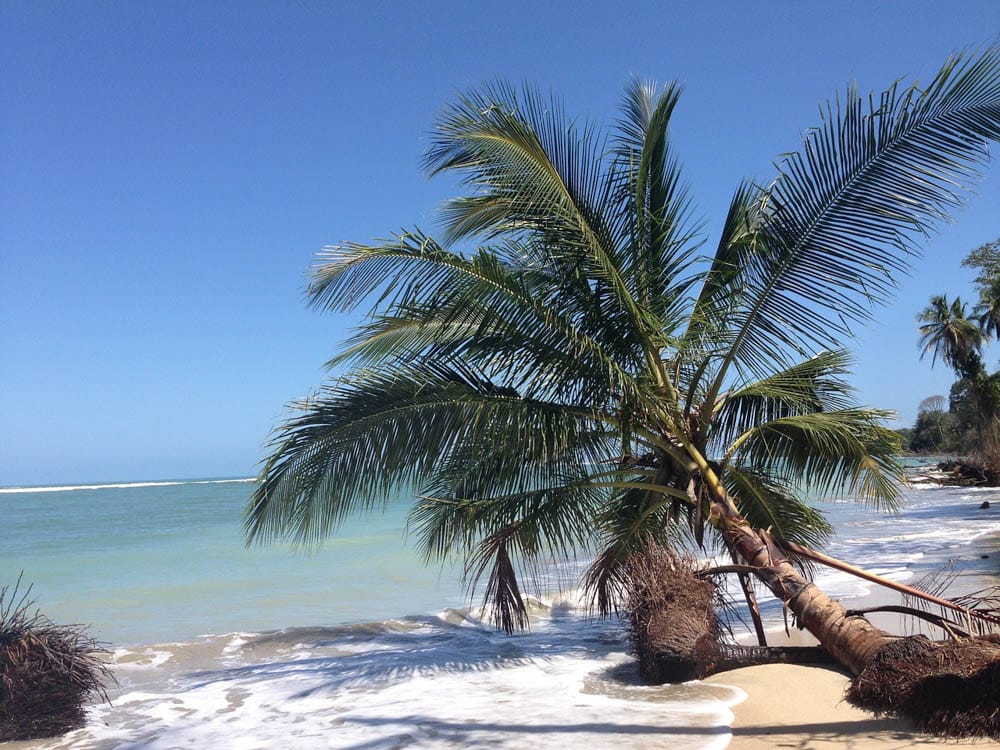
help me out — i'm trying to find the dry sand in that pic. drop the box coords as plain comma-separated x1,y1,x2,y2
703,563,999,750
705,663,992,749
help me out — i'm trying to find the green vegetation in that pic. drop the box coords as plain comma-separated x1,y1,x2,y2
247,46,1000,705
914,238,1000,471
906,395,959,453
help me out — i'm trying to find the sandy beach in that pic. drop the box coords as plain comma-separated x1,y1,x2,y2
707,663,992,749
707,529,999,750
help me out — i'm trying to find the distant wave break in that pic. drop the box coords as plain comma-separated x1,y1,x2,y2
0,478,256,494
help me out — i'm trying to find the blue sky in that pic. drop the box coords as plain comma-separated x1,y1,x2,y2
2,1,999,486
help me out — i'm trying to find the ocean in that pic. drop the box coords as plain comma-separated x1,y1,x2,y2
1,470,998,749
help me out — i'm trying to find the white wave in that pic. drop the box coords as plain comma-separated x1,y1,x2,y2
113,646,175,671
70,616,740,750
0,477,256,494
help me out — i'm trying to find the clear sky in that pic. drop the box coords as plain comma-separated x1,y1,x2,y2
2,1,999,486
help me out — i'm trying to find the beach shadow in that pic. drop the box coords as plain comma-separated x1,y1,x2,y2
730,718,963,748
334,715,730,750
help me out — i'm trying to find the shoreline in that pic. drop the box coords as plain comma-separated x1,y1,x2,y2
6,481,998,748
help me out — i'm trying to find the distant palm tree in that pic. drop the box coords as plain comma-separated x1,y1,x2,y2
918,295,986,378
917,292,999,443
247,46,1000,675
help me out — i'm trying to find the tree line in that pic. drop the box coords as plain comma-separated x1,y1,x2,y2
906,238,1000,469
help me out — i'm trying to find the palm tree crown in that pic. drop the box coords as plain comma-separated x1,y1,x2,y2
246,47,1000,630
918,294,987,377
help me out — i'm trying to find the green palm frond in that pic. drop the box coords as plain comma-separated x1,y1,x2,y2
409,427,615,561
583,486,677,617
410,482,604,565
725,466,832,549
729,409,904,509
473,533,530,633
611,79,703,334
313,234,645,405
711,349,857,453
424,82,675,389
704,45,1000,401
244,364,599,546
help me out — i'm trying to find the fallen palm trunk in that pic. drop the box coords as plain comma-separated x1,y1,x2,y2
714,502,890,675
711,501,1000,739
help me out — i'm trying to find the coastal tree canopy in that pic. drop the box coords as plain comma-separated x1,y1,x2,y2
916,236,1000,468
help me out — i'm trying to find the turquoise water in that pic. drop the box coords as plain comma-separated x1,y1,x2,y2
1,479,466,645
3,473,999,749
3,473,998,649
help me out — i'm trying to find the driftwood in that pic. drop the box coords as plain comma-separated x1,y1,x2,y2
932,459,1000,486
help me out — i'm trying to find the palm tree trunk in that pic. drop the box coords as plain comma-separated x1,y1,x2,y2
713,502,890,675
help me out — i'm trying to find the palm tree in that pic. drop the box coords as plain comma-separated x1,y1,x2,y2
917,294,986,378
918,292,1000,452
246,46,1000,676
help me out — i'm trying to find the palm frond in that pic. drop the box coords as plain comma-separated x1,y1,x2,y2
724,466,832,548
424,82,670,384
583,483,690,615
313,234,645,406
611,79,704,334
705,44,1000,400
408,434,614,564
244,364,599,546
474,535,529,633
728,409,904,509
711,349,857,454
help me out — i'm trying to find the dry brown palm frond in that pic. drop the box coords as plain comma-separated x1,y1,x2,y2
946,583,1000,636
898,566,1000,638
779,540,1000,637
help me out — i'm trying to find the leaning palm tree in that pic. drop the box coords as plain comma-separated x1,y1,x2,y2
247,46,1000,678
